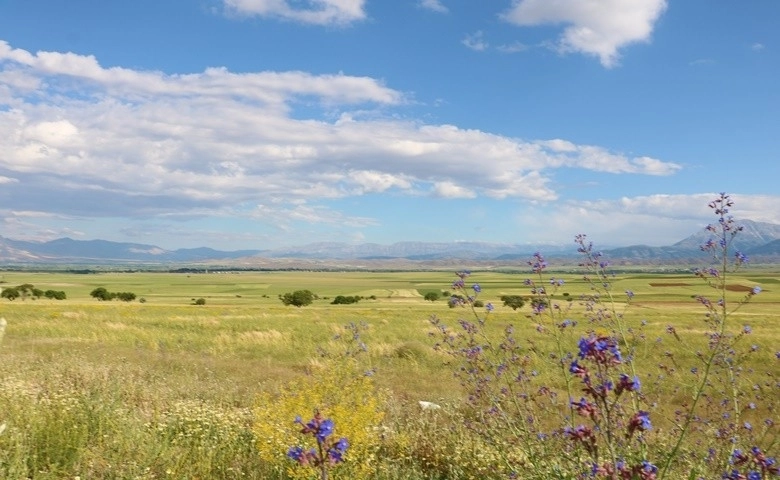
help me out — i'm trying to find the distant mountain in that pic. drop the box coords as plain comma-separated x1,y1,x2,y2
266,241,575,260
0,236,265,264
747,239,780,256
1,219,779,266
673,219,780,251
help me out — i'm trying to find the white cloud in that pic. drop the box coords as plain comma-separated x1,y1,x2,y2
751,43,765,52
433,181,475,199
462,31,489,51
419,0,448,13
223,0,366,25
522,193,780,247
348,170,412,194
541,140,681,175
501,0,668,67
0,40,684,244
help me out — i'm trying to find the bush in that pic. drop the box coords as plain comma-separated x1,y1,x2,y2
90,287,113,301
90,287,136,302
423,291,440,302
331,295,361,305
44,290,67,300
115,292,136,302
500,294,525,310
254,335,384,479
193,298,206,305
1,287,19,301
279,290,316,307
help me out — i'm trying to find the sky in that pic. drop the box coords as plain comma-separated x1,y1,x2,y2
0,0,778,252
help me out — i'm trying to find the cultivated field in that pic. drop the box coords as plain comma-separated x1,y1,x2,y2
1,268,778,478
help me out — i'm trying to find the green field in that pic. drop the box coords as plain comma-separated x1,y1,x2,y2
0,268,778,478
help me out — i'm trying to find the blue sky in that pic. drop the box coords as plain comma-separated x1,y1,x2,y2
0,0,778,251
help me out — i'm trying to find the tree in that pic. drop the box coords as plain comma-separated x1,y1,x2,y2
500,295,526,311
90,287,112,301
279,289,315,307
44,290,67,300
193,298,206,305
424,292,440,302
17,283,34,301
1,287,19,301
331,295,361,305
115,292,136,302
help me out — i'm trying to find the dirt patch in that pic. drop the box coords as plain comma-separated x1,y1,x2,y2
649,283,692,287
724,284,755,292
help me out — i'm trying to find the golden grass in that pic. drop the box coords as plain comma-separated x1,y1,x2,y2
0,269,778,478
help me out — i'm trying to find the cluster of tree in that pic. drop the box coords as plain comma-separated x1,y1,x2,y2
90,287,137,302
330,295,362,305
279,290,316,307
1,283,67,301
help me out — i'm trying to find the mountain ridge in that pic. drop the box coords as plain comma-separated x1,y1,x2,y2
1,219,779,266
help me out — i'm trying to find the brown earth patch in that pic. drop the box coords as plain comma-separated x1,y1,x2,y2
724,284,754,292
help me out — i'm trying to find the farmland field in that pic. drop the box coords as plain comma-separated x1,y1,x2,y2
0,268,778,478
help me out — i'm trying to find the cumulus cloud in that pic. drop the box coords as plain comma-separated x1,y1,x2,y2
521,193,780,247
501,0,668,67
0,40,683,244
222,0,366,25
433,181,475,199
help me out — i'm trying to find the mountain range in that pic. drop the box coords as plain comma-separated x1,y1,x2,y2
2,219,779,267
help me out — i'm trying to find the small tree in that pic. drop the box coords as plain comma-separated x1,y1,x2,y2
90,287,112,301
280,290,316,307
424,291,440,302
115,292,136,302
44,290,67,300
193,298,206,305
500,294,525,310
1,287,19,301
331,295,361,305
17,283,34,301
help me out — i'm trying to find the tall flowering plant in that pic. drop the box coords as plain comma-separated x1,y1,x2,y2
657,193,777,478
429,193,777,479
287,412,349,480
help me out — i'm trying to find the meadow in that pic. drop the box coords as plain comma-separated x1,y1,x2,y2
0,264,778,479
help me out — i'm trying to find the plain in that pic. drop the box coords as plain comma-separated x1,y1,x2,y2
0,268,778,478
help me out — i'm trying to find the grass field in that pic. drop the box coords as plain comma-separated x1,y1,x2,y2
0,267,778,478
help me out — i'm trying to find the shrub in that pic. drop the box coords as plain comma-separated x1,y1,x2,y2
90,287,112,301
254,362,384,479
500,294,525,310
423,291,440,302
254,322,385,479
115,292,136,302
43,290,67,300
279,290,316,307
331,295,361,305
1,288,19,301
